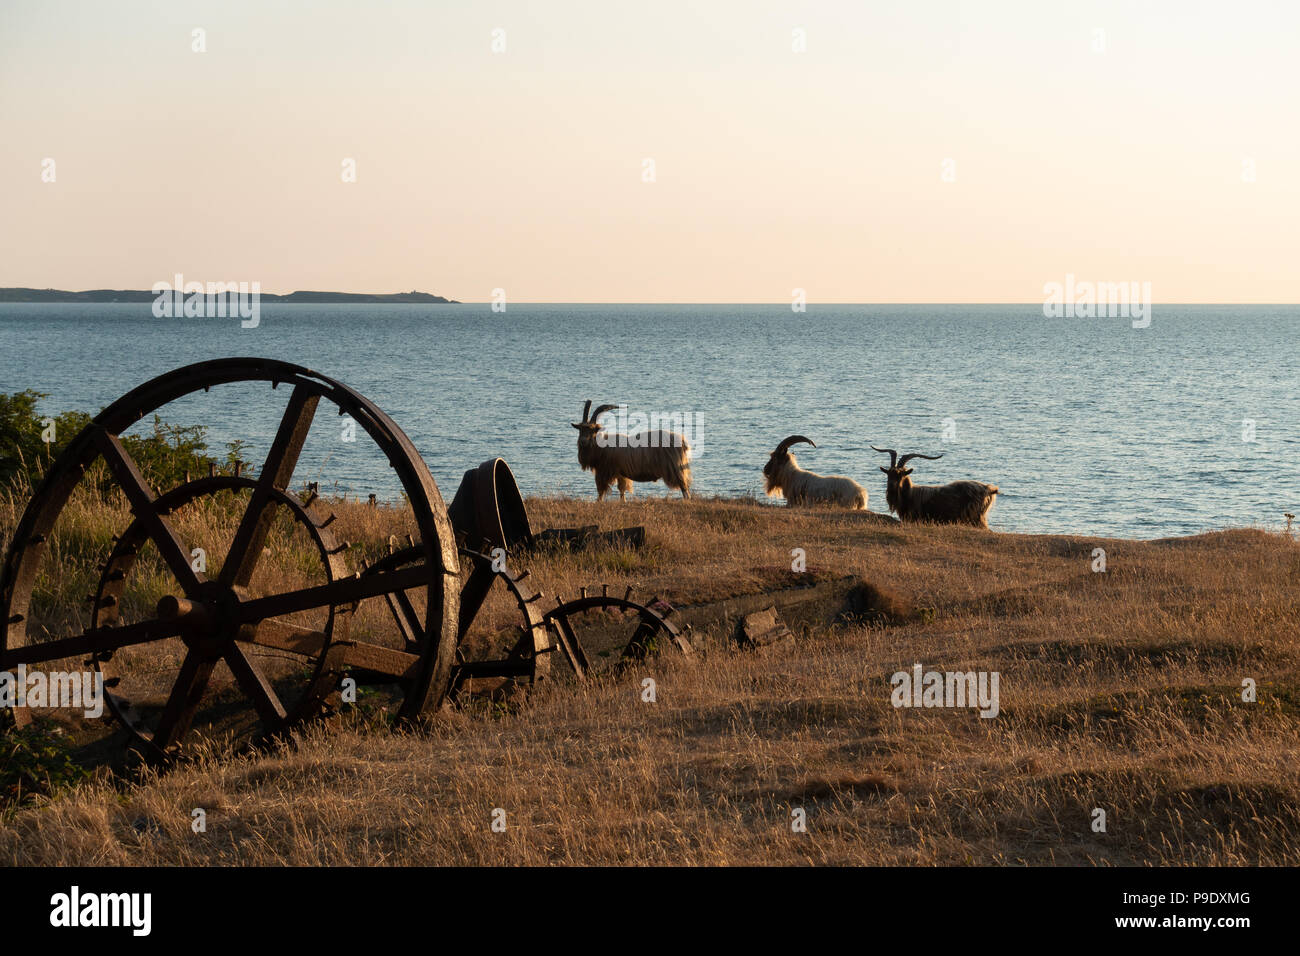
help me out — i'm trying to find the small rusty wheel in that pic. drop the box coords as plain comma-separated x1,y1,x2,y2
88,476,350,760
0,358,460,759
542,589,691,680
356,544,551,701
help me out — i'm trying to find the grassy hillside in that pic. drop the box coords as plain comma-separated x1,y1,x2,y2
2,492,1298,865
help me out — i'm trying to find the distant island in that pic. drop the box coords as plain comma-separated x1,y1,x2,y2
0,288,459,304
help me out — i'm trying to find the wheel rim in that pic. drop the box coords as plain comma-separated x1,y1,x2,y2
543,590,691,679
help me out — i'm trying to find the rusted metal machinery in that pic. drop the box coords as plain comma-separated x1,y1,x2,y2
0,358,687,762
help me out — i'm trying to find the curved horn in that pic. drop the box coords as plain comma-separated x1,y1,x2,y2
870,445,898,469
581,400,592,423
773,435,816,456
898,452,943,467
590,404,619,423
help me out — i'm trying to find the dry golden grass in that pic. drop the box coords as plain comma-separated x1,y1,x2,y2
3,490,1299,865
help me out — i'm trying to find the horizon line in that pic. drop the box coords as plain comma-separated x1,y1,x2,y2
2,289,1297,307
8,300,1299,307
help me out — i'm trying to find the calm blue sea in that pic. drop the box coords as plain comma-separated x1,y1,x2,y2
0,303,1296,539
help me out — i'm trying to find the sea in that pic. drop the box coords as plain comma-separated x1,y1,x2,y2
1,303,1296,539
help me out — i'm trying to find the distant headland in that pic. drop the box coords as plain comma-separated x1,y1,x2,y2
0,288,459,304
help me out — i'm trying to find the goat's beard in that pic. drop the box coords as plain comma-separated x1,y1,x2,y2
884,476,905,514
762,460,784,496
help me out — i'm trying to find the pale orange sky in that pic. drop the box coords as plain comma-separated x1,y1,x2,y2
1,0,1296,302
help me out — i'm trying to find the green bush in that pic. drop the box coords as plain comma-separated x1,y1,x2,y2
0,391,227,495
0,390,91,488
117,416,218,491
1,719,91,808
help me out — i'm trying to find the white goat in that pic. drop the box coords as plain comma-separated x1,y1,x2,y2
763,435,867,509
871,446,998,527
572,401,692,500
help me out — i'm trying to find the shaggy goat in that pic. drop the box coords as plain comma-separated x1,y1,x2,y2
763,435,868,509
871,446,998,527
571,400,692,500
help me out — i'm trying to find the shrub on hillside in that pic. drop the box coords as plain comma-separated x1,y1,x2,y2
0,390,224,494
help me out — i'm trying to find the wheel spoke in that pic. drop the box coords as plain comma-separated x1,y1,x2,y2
220,385,320,588
382,587,423,652
335,640,421,679
456,562,497,641
224,643,288,726
237,564,430,624
92,428,203,596
243,618,330,658
1,615,186,668
548,614,590,678
621,617,659,661
152,651,217,751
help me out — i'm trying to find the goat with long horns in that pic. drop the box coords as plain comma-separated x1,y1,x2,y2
571,400,692,500
871,447,998,527
763,435,868,509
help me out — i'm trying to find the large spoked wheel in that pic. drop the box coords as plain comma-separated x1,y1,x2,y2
0,358,460,759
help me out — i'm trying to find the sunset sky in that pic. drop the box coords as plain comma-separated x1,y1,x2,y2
2,0,1296,302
